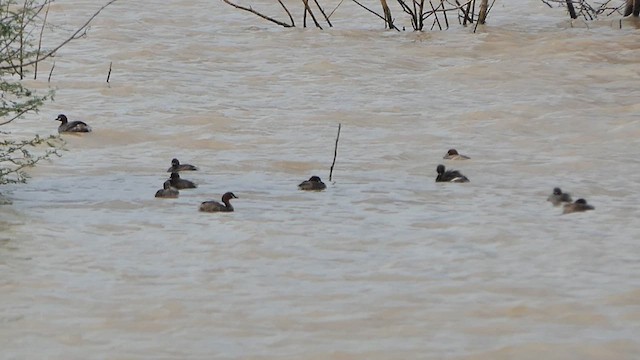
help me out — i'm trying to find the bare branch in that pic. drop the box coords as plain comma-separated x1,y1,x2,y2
566,0,578,18
34,0,52,80
222,0,294,27
278,0,295,26
302,0,323,29
379,0,396,30
106,61,112,83
351,0,387,21
0,0,120,71
542,0,626,19
328,0,345,18
429,1,442,30
47,60,55,82
329,123,341,182
313,0,333,27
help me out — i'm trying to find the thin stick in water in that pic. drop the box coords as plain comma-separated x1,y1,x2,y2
329,123,341,182
48,61,55,83
34,1,52,80
106,61,112,83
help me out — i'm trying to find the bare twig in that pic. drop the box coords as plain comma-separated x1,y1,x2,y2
543,0,626,19
455,0,473,25
34,0,52,80
106,61,112,83
302,0,323,29
429,1,442,30
478,0,489,23
566,0,578,18
471,0,476,22
329,123,341,182
418,0,425,29
328,0,345,18
18,0,29,79
396,0,413,15
220,0,488,31
473,0,490,31
443,1,451,28
412,0,418,26
221,0,294,27
0,0,119,71
47,60,55,82
351,0,400,30
303,1,308,27
278,0,295,26
313,0,333,27
379,0,395,29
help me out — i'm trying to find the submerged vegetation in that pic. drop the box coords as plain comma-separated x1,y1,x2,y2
542,0,638,20
223,0,640,30
222,0,493,31
0,0,117,198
